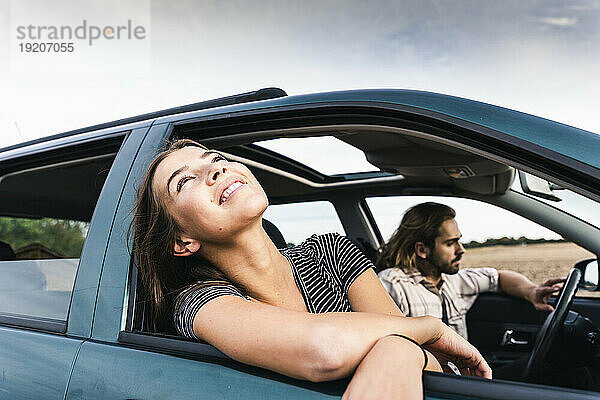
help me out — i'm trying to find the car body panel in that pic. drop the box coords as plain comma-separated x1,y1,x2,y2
154,90,600,170
91,124,169,341
0,326,82,399
0,120,151,162
66,342,461,400
67,341,345,400
67,127,150,338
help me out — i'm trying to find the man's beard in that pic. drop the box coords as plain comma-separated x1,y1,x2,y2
428,252,461,275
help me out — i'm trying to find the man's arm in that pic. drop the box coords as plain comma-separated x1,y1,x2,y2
498,270,564,311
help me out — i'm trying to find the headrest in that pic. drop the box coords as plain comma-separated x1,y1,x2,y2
262,219,287,249
0,241,16,261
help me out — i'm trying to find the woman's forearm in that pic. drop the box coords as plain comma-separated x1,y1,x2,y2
195,297,448,382
308,312,441,379
343,335,426,400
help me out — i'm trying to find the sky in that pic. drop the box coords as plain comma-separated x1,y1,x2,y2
1,0,599,242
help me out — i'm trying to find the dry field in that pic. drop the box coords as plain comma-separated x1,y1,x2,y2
460,242,599,297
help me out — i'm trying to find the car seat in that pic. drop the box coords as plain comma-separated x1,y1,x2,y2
0,241,16,260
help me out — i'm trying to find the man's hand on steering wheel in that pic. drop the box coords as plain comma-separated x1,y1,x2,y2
523,269,581,381
526,277,565,312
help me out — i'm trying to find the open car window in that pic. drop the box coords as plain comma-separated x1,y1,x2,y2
0,216,85,320
0,136,123,330
366,195,597,297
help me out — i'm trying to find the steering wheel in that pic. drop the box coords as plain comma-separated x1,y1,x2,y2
522,268,582,382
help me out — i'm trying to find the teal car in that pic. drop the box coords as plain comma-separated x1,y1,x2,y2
0,88,598,399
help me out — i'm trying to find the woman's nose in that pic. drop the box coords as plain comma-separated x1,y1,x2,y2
207,165,227,185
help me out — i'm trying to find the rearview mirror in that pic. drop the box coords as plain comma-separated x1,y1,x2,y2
576,258,599,291
518,171,561,202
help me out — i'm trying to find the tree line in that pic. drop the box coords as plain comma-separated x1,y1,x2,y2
463,236,566,249
0,217,88,258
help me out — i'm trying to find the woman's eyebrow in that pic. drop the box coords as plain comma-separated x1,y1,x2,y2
167,165,188,194
200,150,221,159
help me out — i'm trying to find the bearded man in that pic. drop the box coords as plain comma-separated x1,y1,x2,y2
377,202,563,339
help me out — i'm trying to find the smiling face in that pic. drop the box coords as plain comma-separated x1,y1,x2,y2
152,146,268,251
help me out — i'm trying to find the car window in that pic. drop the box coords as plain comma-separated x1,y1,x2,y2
263,201,345,247
366,196,597,297
0,140,122,326
255,136,378,175
0,217,86,320
512,172,600,229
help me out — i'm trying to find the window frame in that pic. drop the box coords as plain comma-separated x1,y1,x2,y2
0,131,129,335
114,102,600,399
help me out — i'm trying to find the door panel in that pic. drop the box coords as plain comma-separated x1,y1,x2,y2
0,326,82,399
66,340,597,400
467,293,600,367
468,293,547,367
66,341,344,400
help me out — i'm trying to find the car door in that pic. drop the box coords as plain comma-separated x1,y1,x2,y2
0,129,131,399
64,123,350,400
68,91,600,400
468,291,600,368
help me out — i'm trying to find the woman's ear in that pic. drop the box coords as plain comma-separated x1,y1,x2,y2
414,242,430,260
173,237,201,257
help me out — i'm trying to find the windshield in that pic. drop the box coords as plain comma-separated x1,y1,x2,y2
512,172,600,229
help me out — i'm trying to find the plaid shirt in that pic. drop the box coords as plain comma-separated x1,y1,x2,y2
378,267,499,339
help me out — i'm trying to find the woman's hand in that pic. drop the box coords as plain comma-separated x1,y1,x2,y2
343,335,426,400
423,320,492,378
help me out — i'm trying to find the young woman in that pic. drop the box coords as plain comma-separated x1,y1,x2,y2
132,139,491,400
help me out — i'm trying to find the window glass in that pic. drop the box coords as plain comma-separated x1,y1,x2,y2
263,201,345,247
255,136,378,175
0,145,119,324
0,216,88,320
367,196,596,297
512,172,600,229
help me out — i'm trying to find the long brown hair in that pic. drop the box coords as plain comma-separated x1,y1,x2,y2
130,139,230,332
376,202,455,273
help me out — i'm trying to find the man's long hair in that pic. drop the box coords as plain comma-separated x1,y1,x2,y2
376,202,455,272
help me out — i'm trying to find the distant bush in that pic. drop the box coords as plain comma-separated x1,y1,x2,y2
463,236,566,249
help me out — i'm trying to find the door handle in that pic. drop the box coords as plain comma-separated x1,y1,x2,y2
500,329,529,346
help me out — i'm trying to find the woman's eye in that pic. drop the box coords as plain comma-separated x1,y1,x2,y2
211,154,227,163
176,176,194,192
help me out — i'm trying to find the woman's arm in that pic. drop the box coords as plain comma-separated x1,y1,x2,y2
193,295,490,382
342,335,426,400
347,268,442,373
347,268,403,316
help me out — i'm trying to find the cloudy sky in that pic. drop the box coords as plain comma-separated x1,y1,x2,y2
1,0,599,241
1,0,599,145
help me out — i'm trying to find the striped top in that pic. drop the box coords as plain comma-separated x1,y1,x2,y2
378,267,499,339
174,233,373,339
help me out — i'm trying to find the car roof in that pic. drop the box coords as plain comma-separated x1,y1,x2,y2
0,88,287,157
2,88,598,170
155,89,600,170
